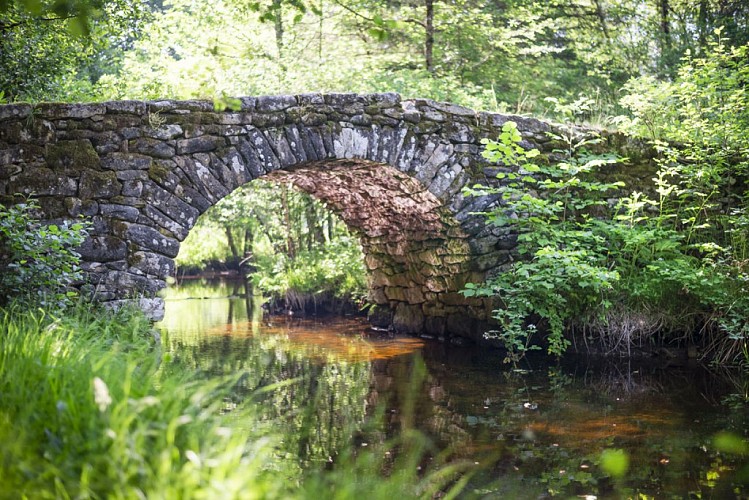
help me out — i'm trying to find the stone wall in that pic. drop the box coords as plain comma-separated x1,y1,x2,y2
0,93,642,343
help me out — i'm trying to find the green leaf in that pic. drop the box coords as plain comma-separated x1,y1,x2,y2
600,449,629,478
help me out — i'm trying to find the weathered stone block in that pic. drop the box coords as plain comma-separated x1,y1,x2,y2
364,93,400,107
176,135,224,155
264,128,298,166
79,170,121,199
9,167,77,196
424,316,446,337
297,93,325,105
46,139,100,172
78,235,128,262
393,303,424,334
256,95,297,113
446,313,476,338
104,100,147,115
104,270,164,295
119,222,180,257
99,203,140,221
38,103,105,120
0,164,21,179
0,104,32,121
368,304,393,327
324,93,363,107
122,179,144,197
130,138,175,158
142,180,199,228
145,124,183,140
129,250,175,277
141,204,190,240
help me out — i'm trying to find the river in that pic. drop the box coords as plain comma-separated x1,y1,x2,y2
157,277,749,498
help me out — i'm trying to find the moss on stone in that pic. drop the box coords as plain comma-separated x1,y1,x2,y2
148,164,170,184
127,253,144,267
46,139,100,172
110,195,145,208
112,220,128,237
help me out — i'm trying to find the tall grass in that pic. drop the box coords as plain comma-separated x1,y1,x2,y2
0,303,471,498
0,304,292,498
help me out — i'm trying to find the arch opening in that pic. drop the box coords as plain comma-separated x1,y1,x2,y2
169,158,491,340
264,159,487,338
174,173,369,317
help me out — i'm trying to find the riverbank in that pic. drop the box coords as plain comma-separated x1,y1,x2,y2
0,303,467,498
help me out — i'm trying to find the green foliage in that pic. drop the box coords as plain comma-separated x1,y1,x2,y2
0,0,149,101
618,31,749,151
616,34,749,364
253,235,367,310
599,448,629,478
6,0,749,125
177,180,367,311
0,304,293,497
468,72,749,364
463,121,622,362
0,199,89,309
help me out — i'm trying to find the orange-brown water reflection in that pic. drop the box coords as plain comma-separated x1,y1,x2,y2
211,316,425,362
159,279,749,498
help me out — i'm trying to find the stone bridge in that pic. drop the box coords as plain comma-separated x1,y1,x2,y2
0,93,632,343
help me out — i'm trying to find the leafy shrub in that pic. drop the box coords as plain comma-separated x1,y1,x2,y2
466,112,749,364
0,199,89,309
252,235,368,312
615,33,749,364
462,121,623,362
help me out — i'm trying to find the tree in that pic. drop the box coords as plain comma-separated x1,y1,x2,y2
0,0,149,101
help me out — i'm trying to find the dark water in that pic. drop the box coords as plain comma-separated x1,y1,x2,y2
158,278,749,498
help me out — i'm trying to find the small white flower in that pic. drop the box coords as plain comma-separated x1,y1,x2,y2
93,377,112,412
185,450,202,468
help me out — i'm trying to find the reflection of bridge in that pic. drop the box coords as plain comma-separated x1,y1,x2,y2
0,94,631,342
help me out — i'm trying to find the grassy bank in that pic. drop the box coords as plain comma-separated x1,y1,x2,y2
0,303,469,498
0,304,295,498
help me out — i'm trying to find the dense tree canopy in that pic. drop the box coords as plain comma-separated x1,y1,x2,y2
0,0,149,101
3,0,746,114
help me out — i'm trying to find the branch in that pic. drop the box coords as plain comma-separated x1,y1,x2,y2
0,14,76,31
404,17,426,29
329,0,376,23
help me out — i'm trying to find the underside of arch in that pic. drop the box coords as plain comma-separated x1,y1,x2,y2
265,159,491,337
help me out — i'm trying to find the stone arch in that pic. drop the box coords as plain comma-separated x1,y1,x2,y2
264,160,476,336
0,92,594,342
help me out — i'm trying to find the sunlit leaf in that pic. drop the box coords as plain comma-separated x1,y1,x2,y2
714,432,749,455
600,448,629,478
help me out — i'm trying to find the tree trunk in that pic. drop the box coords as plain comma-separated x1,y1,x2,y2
273,0,284,56
281,184,296,260
698,0,710,48
425,0,435,73
593,0,610,39
225,227,239,261
327,211,337,245
659,0,670,40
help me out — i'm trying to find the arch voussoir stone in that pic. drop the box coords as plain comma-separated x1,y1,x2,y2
0,92,632,344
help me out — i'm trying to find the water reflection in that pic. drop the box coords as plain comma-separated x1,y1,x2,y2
158,278,749,498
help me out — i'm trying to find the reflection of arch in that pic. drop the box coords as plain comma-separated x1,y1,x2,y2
0,93,568,342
